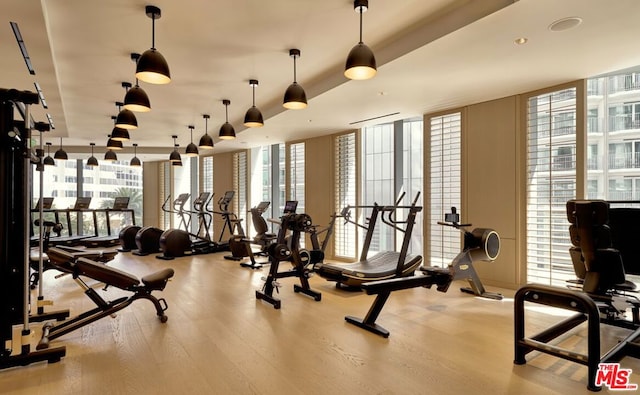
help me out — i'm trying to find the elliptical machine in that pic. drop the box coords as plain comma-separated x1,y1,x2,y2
157,191,237,259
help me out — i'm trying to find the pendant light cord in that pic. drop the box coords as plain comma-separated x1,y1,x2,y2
359,7,363,44
151,16,156,49
252,85,256,106
293,55,297,83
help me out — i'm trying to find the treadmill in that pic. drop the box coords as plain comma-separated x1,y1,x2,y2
30,197,55,246
83,197,134,248
314,193,423,288
48,197,96,246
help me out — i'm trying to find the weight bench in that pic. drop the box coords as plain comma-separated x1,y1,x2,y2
37,247,174,349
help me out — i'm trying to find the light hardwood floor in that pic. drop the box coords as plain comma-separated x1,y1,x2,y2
2,251,640,394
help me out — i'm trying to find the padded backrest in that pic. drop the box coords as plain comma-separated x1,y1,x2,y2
566,200,626,293
251,208,268,236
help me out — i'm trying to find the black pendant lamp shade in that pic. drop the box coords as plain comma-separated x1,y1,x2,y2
54,137,68,160
185,125,198,157
130,143,142,167
219,99,236,140
87,143,99,167
110,114,130,141
124,54,151,112
244,79,264,127
44,142,55,166
106,134,123,150
345,0,377,80
115,101,137,130
104,149,117,162
111,127,130,141
198,114,214,149
169,135,181,163
283,49,307,109
136,5,171,85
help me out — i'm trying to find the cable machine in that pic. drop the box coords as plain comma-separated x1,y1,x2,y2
0,88,66,369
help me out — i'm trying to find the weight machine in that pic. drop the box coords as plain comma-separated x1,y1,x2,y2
0,88,66,369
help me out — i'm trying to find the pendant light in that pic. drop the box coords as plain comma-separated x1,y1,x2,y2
219,99,236,140
185,125,198,157
171,146,183,166
111,112,130,142
199,114,213,149
115,100,137,130
106,133,123,150
344,0,377,80
136,5,171,85
104,149,117,162
169,135,181,163
43,142,55,166
130,143,142,167
104,136,118,161
244,79,264,127
124,53,151,112
54,137,68,160
283,49,307,109
87,143,99,167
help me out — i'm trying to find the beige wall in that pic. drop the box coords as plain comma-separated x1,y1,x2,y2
142,161,161,228
463,96,521,289
303,134,336,259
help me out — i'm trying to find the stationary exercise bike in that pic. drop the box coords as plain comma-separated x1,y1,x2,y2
225,201,275,269
256,212,322,309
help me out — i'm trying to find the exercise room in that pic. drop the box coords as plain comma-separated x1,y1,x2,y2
3,0,640,394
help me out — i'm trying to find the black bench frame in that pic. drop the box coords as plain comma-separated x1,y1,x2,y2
37,248,174,349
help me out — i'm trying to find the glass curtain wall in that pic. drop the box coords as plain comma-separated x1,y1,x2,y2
361,123,395,254
32,159,142,238
361,120,423,256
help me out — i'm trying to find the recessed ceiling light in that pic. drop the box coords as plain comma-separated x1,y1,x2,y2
514,37,528,45
548,17,582,32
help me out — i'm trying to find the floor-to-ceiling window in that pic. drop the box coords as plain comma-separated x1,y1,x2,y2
526,86,577,286
233,151,248,229
361,119,423,256
428,113,461,267
33,158,143,237
361,123,395,254
288,142,305,214
403,118,424,255
200,155,213,238
334,132,357,259
587,69,640,204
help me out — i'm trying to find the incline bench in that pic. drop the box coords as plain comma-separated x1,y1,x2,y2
37,247,174,349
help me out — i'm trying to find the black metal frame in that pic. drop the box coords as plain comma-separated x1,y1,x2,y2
514,284,640,392
256,212,322,309
0,88,66,369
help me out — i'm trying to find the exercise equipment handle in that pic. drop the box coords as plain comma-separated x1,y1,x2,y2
437,221,473,229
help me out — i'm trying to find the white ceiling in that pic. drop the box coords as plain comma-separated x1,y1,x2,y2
2,0,640,161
